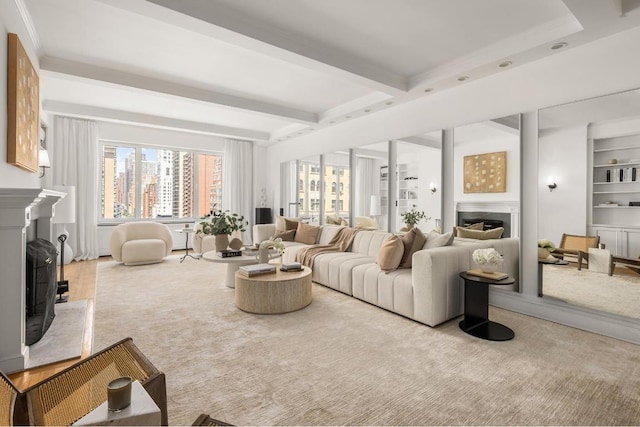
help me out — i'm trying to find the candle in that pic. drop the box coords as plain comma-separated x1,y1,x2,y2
107,377,132,412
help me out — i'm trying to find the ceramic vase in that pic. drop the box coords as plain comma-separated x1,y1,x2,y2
481,263,499,274
214,234,229,252
258,246,270,264
229,238,243,250
538,248,550,259
405,223,414,231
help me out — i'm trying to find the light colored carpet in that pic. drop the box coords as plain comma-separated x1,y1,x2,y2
94,256,640,426
542,264,640,319
27,299,87,368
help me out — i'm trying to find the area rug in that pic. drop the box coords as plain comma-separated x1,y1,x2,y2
542,264,640,319
94,255,640,426
27,299,87,368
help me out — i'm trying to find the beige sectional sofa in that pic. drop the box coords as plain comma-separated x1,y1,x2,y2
253,224,519,327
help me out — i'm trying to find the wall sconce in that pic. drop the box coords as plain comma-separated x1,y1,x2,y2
547,176,557,192
39,147,51,177
429,182,437,194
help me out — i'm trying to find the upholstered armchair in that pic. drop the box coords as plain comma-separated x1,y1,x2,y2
110,222,173,265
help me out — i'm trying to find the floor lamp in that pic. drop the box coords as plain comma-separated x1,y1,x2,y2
52,185,76,303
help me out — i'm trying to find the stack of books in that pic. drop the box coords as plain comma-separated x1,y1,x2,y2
218,249,242,258
280,262,303,272
239,263,276,277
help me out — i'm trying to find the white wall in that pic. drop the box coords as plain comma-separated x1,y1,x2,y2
538,126,589,244
0,2,41,189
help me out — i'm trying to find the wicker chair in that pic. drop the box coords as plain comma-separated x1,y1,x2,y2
2,338,167,426
1,371,20,426
552,233,600,266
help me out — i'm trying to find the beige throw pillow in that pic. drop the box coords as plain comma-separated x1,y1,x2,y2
398,228,427,268
376,235,404,273
423,231,454,249
294,222,320,245
454,222,484,236
275,216,301,232
456,227,504,240
273,229,296,241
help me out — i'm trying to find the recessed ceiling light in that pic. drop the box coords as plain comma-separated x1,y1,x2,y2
424,88,434,93
330,121,336,124
551,42,567,50
385,101,394,105
499,61,512,68
457,76,469,82
364,109,371,113
345,115,352,119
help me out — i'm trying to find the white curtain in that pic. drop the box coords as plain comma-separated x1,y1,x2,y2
355,157,376,216
52,116,99,260
222,139,253,243
279,160,297,216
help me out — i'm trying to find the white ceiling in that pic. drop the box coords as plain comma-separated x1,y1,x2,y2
21,0,640,145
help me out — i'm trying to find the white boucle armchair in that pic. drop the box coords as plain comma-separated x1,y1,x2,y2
110,222,173,265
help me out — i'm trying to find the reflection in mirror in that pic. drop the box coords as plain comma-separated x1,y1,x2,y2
454,115,521,291
297,155,321,224
396,132,441,233
538,88,640,320
323,151,350,225
354,142,388,231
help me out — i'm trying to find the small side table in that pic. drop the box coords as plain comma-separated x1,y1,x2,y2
73,381,160,426
459,271,515,341
537,258,569,297
178,228,199,263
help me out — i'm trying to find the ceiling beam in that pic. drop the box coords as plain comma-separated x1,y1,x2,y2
40,56,317,125
43,100,269,141
97,0,407,96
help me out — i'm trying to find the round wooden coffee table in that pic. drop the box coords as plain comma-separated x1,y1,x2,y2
235,266,312,314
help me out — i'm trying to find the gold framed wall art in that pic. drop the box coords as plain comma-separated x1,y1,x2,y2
7,33,39,173
463,151,507,193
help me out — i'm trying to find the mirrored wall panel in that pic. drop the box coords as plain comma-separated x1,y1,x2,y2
538,88,640,320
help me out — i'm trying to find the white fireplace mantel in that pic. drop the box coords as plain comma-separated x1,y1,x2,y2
455,200,520,238
0,188,65,373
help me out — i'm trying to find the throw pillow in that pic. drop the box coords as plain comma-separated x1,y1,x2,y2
456,227,504,240
398,228,427,268
376,234,405,273
454,222,484,236
326,215,342,225
275,216,301,232
284,218,300,231
294,222,320,245
423,231,454,249
355,216,379,230
273,229,296,241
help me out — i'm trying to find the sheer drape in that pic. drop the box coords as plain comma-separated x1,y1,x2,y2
355,157,375,216
222,139,253,243
52,116,99,260
279,161,297,217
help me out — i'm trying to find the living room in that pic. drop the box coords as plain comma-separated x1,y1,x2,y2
2,1,640,425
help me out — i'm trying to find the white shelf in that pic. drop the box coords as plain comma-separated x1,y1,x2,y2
594,146,640,152
594,190,640,194
594,162,640,168
593,181,639,185
594,206,640,209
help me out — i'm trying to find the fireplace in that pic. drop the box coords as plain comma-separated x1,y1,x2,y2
25,238,58,345
455,201,520,238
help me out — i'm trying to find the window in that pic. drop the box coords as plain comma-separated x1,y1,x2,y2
100,143,222,221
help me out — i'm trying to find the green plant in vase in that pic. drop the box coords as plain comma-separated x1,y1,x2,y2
196,210,247,251
400,208,430,231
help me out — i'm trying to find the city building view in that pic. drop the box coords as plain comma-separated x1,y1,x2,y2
101,145,222,220
298,161,350,224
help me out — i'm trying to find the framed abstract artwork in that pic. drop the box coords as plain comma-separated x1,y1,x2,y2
7,33,40,173
463,151,507,193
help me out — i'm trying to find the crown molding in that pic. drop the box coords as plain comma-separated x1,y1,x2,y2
13,0,41,55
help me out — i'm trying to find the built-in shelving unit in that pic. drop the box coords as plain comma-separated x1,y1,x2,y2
397,163,420,229
590,134,640,256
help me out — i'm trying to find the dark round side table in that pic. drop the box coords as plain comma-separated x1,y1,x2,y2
459,271,515,341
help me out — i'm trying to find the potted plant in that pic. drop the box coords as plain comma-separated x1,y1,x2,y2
197,210,247,251
400,208,430,230
538,239,556,259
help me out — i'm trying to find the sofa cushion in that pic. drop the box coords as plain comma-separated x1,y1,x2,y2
352,230,391,257
294,222,320,245
423,230,454,249
311,252,375,295
376,234,404,272
456,227,504,240
273,229,296,241
398,228,427,268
